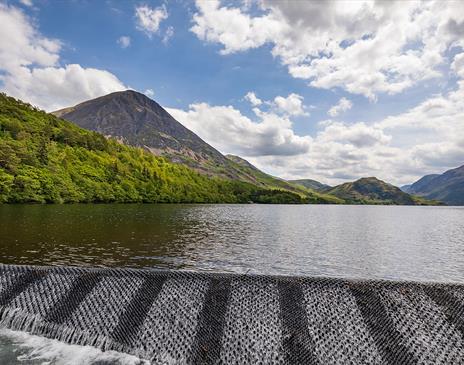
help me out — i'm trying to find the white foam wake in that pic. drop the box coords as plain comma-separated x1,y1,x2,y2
0,328,150,365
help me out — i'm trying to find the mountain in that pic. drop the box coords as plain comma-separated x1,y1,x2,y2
403,165,464,205
289,179,332,192
53,90,277,186
326,177,437,205
401,174,439,194
400,184,412,193
0,93,310,204
53,91,339,203
53,90,231,174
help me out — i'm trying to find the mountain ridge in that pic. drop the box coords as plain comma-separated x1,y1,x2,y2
402,165,464,205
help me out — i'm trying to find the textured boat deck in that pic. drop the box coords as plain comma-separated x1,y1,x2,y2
0,264,464,364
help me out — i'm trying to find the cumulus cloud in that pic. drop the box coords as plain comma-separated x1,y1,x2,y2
2,64,127,112
273,93,308,116
317,121,390,148
0,4,127,111
167,103,311,157
0,4,60,71
328,97,353,117
244,91,262,106
191,0,464,99
135,5,168,38
117,36,131,49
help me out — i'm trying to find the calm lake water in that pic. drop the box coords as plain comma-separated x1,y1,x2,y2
1,204,464,283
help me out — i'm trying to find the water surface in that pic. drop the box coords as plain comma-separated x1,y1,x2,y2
1,204,463,283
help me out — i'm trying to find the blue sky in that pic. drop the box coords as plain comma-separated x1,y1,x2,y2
1,0,463,185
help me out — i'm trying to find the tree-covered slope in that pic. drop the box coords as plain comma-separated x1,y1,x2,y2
326,177,438,205
0,93,317,204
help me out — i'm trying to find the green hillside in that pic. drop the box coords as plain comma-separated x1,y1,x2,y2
327,177,439,205
289,178,332,192
0,93,320,204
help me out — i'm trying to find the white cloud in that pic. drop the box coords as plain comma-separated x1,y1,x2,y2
144,89,154,98
273,93,308,116
2,64,126,112
191,0,280,54
0,4,60,71
117,36,131,49
191,0,464,99
167,103,311,157
328,97,353,117
244,91,262,106
0,4,127,111
135,5,168,38
317,121,390,148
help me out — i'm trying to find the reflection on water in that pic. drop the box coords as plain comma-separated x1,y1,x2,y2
1,204,464,283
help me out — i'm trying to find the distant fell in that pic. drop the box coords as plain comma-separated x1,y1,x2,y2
327,177,437,205
289,179,332,192
401,174,439,194
403,165,464,205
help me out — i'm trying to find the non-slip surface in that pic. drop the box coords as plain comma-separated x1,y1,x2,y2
0,264,464,364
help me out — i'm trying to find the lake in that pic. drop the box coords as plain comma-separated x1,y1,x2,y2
1,204,464,283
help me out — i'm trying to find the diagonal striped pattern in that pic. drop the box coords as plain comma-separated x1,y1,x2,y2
303,281,383,364
1,264,464,364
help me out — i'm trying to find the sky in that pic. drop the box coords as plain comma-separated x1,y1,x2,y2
0,0,463,186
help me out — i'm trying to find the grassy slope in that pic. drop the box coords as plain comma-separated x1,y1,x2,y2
289,179,331,192
0,93,316,204
327,177,440,205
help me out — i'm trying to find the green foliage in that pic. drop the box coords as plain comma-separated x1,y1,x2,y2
0,93,309,204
